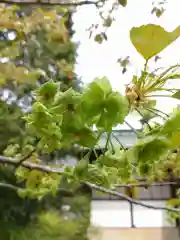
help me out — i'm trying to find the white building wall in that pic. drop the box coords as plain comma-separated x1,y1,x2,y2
91,200,175,228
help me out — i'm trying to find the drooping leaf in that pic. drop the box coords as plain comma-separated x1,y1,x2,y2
130,24,180,60
74,158,89,179
167,198,180,206
94,34,103,44
125,186,137,199
132,136,170,164
118,0,127,7
172,90,180,100
171,132,180,147
77,127,97,147
103,17,113,27
161,108,180,136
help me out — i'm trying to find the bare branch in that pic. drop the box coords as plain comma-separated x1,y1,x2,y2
0,182,74,196
15,149,36,168
0,155,64,173
0,155,179,212
84,181,180,212
0,0,101,7
0,182,21,191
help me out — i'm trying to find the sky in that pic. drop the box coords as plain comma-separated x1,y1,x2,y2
72,0,180,129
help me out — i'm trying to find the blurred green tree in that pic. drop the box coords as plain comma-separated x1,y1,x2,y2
0,5,90,240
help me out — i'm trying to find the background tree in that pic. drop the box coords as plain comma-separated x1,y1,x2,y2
0,4,92,240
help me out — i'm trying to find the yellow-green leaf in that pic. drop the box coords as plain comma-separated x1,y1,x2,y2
118,0,127,7
171,132,180,147
130,24,180,60
172,90,180,100
167,198,180,206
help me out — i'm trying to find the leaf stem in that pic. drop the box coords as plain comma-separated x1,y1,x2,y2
109,135,115,154
111,133,125,150
144,94,172,98
105,132,111,150
135,108,152,130
124,120,141,137
146,108,166,120
149,108,169,118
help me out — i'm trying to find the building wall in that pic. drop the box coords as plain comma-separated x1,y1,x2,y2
90,200,179,240
90,227,179,240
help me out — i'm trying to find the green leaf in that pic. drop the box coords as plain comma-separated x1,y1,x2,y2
94,34,103,44
171,132,180,147
167,198,180,206
18,189,29,199
118,0,127,7
132,136,170,164
77,127,97,147
130,24,180,60
74,158,89,179
97,92,129,131
80,77,112,120
172,90,180,100
36,80,58,102
103,17,113,27
161,108,180,136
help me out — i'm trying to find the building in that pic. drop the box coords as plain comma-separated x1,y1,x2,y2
90,130,180,240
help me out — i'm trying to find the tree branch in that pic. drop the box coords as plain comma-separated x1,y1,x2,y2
0,182,21,191
0,0,102,7
0,182,74,196
84,181,180,212
0,155,64,173
0,155,180,212
15,149,36,168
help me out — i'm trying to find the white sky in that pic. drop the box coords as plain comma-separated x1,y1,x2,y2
72,0,180,129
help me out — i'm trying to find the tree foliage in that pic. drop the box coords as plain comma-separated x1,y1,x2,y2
0,0,179,238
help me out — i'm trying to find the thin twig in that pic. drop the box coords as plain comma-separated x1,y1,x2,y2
0,182,75,196
0,182,21,191
0,0,102,7
84,181,180,212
